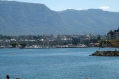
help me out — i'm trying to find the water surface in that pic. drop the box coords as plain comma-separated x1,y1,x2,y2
0,47,119,79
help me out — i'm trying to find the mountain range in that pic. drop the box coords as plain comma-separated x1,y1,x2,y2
0,1,119,35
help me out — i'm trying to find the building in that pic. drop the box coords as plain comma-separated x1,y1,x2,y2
107,28,119,40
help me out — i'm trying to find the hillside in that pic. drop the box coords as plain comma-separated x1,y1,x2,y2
59,9,119,34
0,1,119,35
0,1,68,35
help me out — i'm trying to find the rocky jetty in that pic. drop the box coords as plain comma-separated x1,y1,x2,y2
90,50,119,56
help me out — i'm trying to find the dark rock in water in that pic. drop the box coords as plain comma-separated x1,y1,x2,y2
90,50,119,56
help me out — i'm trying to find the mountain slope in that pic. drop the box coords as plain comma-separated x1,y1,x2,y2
0,1,67,35
0,1,119,35
58,9,119,34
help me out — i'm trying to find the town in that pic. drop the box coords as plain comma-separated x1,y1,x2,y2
0,28,119,48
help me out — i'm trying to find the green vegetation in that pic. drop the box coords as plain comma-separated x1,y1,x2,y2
20,42,26,48
98,40,119,47
0,34,12,39
108,40,119,47
10,42,17,48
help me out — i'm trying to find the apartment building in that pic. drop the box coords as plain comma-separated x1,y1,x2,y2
107,28,119,40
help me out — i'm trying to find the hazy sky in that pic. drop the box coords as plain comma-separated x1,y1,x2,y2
10,0,119,12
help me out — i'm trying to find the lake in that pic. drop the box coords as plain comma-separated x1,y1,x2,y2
0,47,119,79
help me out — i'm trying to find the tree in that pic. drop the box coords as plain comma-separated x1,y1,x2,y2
20,42,26,48
10,42,17,48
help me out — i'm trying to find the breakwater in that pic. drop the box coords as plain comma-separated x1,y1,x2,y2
90,50,119,56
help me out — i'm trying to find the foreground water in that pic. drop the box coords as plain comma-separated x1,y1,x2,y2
0,47,119,79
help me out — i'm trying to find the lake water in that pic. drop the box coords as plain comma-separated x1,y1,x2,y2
0,47,119,79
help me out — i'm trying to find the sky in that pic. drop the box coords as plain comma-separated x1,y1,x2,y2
9,0,119,12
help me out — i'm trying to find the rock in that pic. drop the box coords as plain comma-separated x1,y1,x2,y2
90,50,119,56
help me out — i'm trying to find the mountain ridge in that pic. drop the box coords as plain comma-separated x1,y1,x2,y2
0,1,119,35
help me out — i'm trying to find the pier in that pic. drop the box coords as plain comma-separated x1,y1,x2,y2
90,50,119,56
